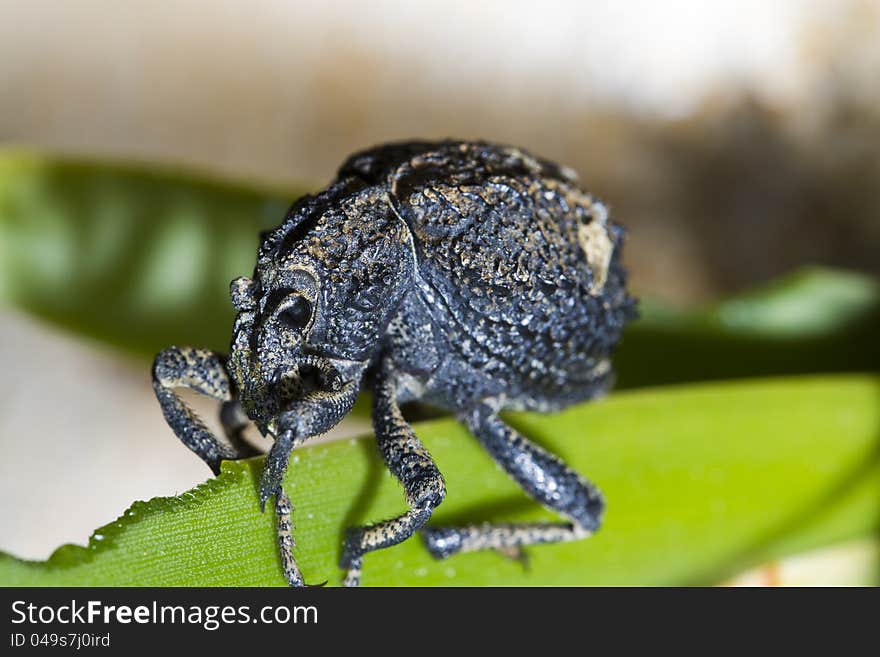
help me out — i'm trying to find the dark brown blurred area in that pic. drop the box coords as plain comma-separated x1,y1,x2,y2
590,92,880,302
607,96,880,303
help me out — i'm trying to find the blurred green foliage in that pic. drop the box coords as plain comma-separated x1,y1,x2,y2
616,268,880,388
0,150,296,355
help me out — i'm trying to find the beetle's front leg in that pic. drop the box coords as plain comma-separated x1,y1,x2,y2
152,346,257,474
258,374,362,587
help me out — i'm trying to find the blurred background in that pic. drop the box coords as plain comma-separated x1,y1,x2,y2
1,0,878,581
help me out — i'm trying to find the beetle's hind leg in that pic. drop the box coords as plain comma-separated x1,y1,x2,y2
421,401,604,564
152,346,258,473
340,361,446,586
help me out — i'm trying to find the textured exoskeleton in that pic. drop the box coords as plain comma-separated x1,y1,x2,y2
152,140,637,586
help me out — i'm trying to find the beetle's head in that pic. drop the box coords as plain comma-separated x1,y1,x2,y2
226,182,414,437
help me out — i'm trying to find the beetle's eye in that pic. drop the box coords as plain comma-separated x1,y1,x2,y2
277,295,312,331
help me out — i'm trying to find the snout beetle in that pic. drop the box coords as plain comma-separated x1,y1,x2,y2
152,140,636,586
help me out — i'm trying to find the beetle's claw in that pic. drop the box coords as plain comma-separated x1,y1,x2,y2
258,485,277,513
259,431,294,512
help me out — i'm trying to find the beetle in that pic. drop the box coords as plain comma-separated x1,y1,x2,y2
152,140,637,586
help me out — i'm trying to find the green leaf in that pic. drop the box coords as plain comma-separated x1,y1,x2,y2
616,268,880,388
2,375,877,586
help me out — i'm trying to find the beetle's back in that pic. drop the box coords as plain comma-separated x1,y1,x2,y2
340,140,636,410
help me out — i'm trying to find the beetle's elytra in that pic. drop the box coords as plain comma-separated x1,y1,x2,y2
152,140,637,586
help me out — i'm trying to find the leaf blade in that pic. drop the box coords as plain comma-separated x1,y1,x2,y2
1,375,877,586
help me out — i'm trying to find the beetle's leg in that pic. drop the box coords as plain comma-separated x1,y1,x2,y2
340,362,446,587
236,419,308,588
152,346,252,474
275,487,306,587
260,378,362,587
421,400,603,562
258,374,361,512
220,400,261,459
